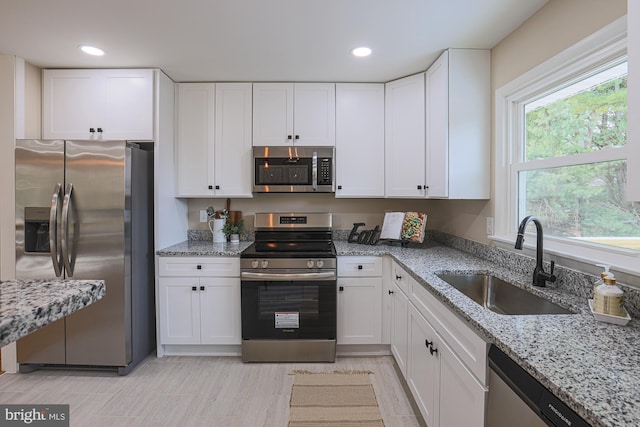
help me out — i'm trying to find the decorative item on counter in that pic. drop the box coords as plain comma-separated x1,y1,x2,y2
206,206,227,243
223,217,244,244
589,265,631,325
379,211,428,246
347,223,380,245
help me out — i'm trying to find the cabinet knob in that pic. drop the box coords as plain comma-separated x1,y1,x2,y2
197,265,202,270
208,185,213,190
200,286,205,291
192,286,197,291
388,290,394,295
295,135,300,140
97,127,103,133
287,135,292,140
417,185,423,190
357,265,363,270
337,185,342,190
339,286,344,292
89,128,95,133
215,185,220,190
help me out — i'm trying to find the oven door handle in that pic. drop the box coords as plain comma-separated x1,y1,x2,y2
241,271,336,281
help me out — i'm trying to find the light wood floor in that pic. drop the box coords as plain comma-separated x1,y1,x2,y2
0,355,422,427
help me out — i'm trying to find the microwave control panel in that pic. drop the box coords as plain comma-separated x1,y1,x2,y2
318,158,332,185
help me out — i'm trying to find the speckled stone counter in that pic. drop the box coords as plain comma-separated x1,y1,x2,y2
0,279,106,347
334,240,639,427
156,240,252,256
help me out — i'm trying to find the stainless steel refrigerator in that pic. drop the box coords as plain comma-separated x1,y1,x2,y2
15,139,155,375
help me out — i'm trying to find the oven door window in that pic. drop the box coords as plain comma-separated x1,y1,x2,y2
241,280,336,340
255,157,313,186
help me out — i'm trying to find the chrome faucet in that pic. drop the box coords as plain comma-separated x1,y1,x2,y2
514,215,556,287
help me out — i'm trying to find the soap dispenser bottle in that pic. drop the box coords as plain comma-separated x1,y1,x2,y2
593,268,625,317
594,264,612,294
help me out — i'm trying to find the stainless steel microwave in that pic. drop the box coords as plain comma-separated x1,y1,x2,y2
252,146,335,193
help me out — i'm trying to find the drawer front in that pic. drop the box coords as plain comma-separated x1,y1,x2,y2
158,257,240,277
338,256,383,277
391,262,412,296
411,280,488,385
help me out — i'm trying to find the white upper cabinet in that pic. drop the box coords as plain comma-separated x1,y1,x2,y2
176,83,253,198
43,69,154,140
628,1,640,201
335,83,385,198
214,83,253,197
385,73,426,198
253,83,335,146
176,83,215,197
425,49,490,199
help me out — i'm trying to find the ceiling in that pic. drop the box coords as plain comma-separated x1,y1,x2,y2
0,0,549,83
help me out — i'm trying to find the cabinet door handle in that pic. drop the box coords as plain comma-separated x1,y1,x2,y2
357,265,363,270
425,340,438,356
295,135,300,140
396,275,402,280
417,185,422,190
192,286,197,291
208,185,213,190
388,290,394,295
287,135,292,141
89,128,95,133
215,185,220,190
197,265,202,270
200,286,205,291
337,185,342,190
97,127,103,133
339,286,344,292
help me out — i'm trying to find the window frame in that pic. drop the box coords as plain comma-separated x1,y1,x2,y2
492,16,640,278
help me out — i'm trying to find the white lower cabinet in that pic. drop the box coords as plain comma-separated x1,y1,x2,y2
337,256,383,345
408,304,439,427
390,278,410,376
157,257,241,347
389,260,488,427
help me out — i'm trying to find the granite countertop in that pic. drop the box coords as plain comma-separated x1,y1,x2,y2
157,238,639,427
0,279,106,347
156,240,252,256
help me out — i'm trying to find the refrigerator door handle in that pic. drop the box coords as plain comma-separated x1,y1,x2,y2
61,183,77,277
49,183,63,277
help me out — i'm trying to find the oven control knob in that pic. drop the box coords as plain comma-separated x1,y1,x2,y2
316,260,324,268
307,260,315,268
261,260,269,269
251,260,259,269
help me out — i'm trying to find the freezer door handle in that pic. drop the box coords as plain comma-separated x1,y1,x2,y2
61,183,78,277
49,183,63,277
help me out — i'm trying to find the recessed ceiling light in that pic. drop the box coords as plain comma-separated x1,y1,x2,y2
79,45,105,56
351,47,372,57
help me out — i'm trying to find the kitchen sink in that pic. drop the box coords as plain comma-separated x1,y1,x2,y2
436,273,573,315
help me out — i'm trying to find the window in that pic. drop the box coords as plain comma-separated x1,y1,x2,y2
495,17,639,273
515,61,639,250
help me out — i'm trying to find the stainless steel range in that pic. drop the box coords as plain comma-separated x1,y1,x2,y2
240,212,336,362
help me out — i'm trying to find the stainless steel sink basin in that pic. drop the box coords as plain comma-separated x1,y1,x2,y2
436,273,573,315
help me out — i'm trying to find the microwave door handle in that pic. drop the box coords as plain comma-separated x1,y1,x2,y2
49,183,63,277
312,151,318,191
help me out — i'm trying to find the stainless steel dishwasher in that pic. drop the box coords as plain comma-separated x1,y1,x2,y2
486,345,590,427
